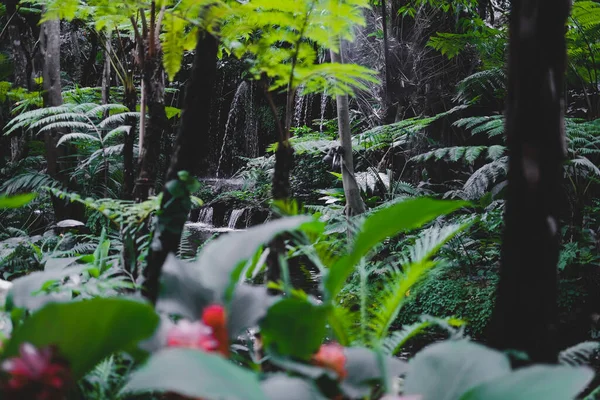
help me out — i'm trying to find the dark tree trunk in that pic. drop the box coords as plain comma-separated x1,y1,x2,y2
6,0,30,162
134,52,168,201
143,32,218,304
489,0,570,364
381,0,395,124
81,30,99,87
123,84,137,200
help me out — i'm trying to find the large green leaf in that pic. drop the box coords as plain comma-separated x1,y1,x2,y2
403,340,510,400
156,254,212,319
260,298,328,360
7,266,87,310
3,298,159,379
191,216,311,300
342,347,408,399
460,365,594,400
228,284,274,338
262,374,326,400
0,193,36,209
122,348,265,400
324,198,468,298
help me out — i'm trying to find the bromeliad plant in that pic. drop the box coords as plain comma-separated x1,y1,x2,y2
0,194,595,399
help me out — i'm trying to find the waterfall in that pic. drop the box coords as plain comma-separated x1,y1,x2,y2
294,92,304,127
320,92,328,132
197,207,214,225
245,82,259,158
216,81,249,177
228,209,246,229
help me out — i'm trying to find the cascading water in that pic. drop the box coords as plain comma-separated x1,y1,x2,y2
244,83,259,159
216,81,249,177
228,209,246,229
320,92,328,132
197,207,214,225
294,88,306,127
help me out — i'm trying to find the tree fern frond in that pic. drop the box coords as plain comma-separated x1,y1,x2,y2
411,146,490,165
457,156,509,200
454,68,506,104
57,133,101,147
98,112,140,129
1,172,61,194
104,126,131,142
487,145,506,160
38,121,95,134
559,341,600,366
29,112,89,130
569,156,600,177
85,104,129,117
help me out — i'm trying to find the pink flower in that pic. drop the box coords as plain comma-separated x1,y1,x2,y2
166,320,219,352
1,343,71,400
312,343,347,379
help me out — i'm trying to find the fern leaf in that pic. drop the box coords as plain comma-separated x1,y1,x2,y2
85,104,129,117
370,222,471,341
56,133,101,147
38,121,95,134
98,112,140,129
559,341,600,366
460,156,509,200
104,126,131,142
1,172,61,194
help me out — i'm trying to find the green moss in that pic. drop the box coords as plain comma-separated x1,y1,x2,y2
397,269,498,337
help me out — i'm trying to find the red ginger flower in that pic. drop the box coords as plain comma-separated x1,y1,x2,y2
1,343,71,400
312,343,347,379
201,304,229,357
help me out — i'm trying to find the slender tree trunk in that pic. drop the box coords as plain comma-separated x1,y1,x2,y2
6,0,29,162
41,19,63,177
101,37,111,106
135,51,168,201
81,30,99,87
143,32,218,304
330,45,366,217
134,3,169,202
40,19,70,220
489,0,570,364
381,0,395,124
123,84,137,200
